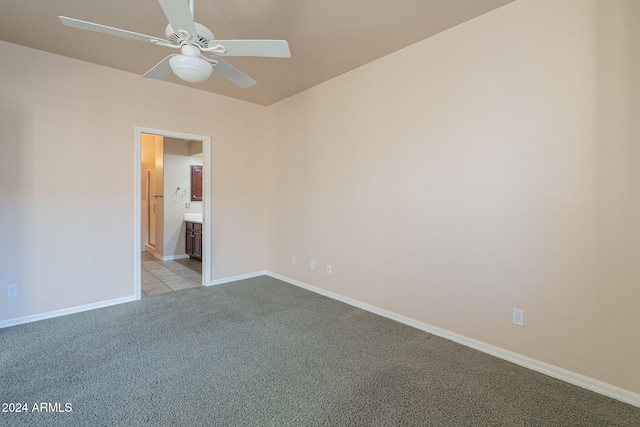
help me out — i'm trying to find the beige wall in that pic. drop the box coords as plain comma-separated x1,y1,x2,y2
266,0,640,394
0,40,267,322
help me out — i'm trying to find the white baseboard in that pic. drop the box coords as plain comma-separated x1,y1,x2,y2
207,270,268,286
0,270,267,327
3,271,637,408
141,247,190,262
160,254,190,261
266,271,640,408
0,295,136,330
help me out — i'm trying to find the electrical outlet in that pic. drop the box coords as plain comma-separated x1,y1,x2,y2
326,264,332,274
292,255,296,265
310,260,315,270
513,308,524,326
185,202,190,209
7,284,17,297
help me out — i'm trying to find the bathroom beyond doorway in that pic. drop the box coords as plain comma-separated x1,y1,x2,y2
135,126,212,300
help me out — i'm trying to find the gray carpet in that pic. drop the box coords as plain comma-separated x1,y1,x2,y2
1,276,639,426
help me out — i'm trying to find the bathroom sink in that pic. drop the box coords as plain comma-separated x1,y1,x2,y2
183,213,203,223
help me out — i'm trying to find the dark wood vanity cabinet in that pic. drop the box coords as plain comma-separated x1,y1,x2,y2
185,221,202,260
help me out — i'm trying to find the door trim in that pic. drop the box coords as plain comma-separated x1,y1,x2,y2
134,126,212,299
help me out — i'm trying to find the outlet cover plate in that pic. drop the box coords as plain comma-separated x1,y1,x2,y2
513,308,524,326
7,284,17,297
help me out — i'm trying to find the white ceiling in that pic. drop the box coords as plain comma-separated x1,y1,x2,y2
0,0,515,106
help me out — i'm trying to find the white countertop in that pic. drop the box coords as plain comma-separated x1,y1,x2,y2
183,213,203,223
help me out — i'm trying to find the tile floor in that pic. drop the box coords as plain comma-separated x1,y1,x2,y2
141,250,202,297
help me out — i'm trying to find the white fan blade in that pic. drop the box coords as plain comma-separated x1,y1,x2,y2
205,40,291,58
143,55,176,80
59,16,170,44
206,57,256,88
157,0,198,41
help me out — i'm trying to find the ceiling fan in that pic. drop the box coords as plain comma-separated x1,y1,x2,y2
59,0,290,88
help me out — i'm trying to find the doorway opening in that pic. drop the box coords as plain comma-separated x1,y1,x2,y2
134,127,211,299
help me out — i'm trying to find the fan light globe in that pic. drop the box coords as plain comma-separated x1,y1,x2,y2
169,55,212,83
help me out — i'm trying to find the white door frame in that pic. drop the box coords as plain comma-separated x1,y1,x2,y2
133,126,212,299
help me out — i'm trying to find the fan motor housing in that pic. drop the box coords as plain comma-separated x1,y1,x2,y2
165,22,214,47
